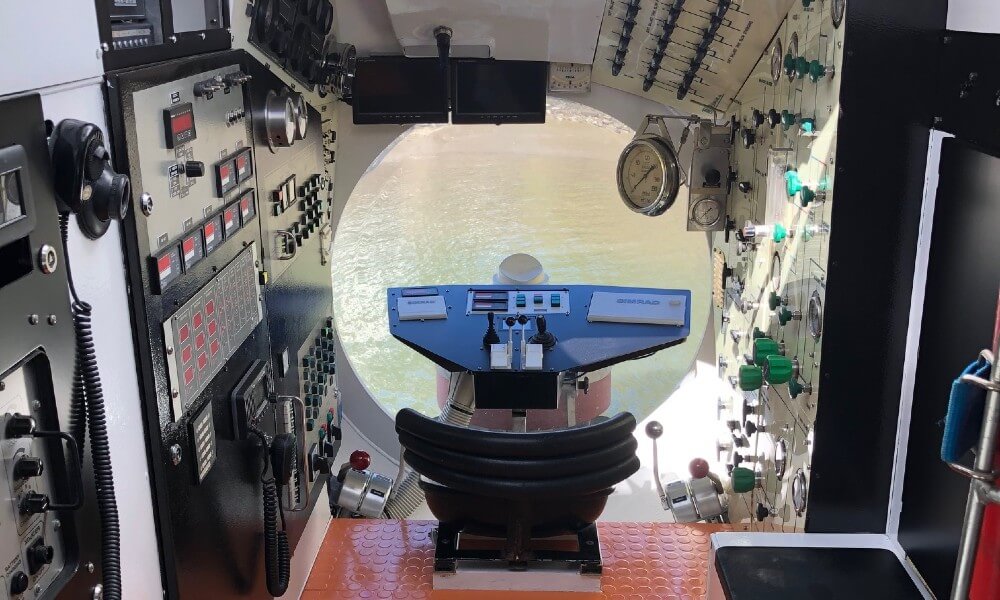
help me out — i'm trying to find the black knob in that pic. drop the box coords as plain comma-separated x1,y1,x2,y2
27,540,54,574
5,414,35,437
755,502,771,522
733,452,745,467
505,316,516,327
741,128,756,149
744,420,757,436
732,434,748,448
738,181,752,194
13,456,43,480
726,419,740,431
182,161,205,178
517,314,529,326
704,169,722,187
9,571,28,595
20,492,49,515
483,312,501,346
767,109,781,128
751,109,765,128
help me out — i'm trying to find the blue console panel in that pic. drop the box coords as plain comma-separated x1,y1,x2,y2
387,285,692,374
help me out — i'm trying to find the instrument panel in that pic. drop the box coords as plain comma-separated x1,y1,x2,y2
714,0,844,531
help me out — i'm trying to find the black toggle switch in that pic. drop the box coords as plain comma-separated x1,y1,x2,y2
19,492,49,515
182,161,205,178
13,456,44,481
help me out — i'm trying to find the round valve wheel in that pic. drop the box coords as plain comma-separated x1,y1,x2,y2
349,450,371,471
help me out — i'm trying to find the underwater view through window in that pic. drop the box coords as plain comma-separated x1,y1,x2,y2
332,99,711,422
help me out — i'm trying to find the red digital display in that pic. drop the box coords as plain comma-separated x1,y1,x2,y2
171,111,194,135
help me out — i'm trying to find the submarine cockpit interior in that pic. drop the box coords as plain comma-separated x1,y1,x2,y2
0,0,998,598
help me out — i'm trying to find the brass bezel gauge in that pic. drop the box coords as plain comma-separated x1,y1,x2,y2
616,115,686,217
832,0,846,28
770,39,783,83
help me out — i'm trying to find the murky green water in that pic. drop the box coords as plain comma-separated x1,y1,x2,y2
332,102,710,420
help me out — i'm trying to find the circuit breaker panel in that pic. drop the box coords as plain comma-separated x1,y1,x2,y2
105,49,340,598
714,0,845,531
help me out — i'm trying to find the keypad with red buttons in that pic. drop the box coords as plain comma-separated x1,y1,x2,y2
162,243,264,419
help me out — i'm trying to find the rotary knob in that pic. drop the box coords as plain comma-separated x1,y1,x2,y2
9,571,28,595
181,160,204,178
19,492,49,515
777,307,802,326
753,337,784,365
768,292,785,310
767,108,781,128
788,378,814,399
744,420,758,436
741,128,756,149
762,355,797,385
755,502,777,522
13,456,44,480
26,540,54,574
751,109,765,128
731,466,756,493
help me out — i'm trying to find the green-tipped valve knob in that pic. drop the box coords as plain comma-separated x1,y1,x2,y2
753,337,782,365
768,291,785,310
800,118,816,134
738,365,764,391
731,466,756,493
784,53,797,77
808,59,829,82
772,223,788,243
802,0,814,6
777,306,802,326
794,56,809,79
781,110,797,130
762,355,795,384
800,186,820,207
785,170,803,198
788,378,814,399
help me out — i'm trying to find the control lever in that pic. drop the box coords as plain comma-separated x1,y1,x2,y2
482,312,500,346
645,421,669,510
529,315,557,349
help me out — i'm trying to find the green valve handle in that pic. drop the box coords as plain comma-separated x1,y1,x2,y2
808,59,829,82
731,467,756,493
777,306,801,325
753,338,782,365
785,170,803,197
752,327,767,340
800,186,818,207
784,53,797,77
781,110,797,130
763,355,794,385
788,378,812,399
738,365,763,391
800,118,816,134
802,0,815,6
772,223,788,243
768,292,784,310
794,56,809,79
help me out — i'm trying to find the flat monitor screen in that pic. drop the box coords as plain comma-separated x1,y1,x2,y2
352,56,449,124
451,60,547,124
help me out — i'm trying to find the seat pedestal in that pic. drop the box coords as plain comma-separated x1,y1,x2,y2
432,522,603,593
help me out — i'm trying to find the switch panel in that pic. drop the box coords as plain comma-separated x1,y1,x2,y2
162,243,264,420
466,289,571,316
0,359,69,599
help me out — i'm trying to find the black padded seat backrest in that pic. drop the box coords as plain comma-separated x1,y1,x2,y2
394,408,637,459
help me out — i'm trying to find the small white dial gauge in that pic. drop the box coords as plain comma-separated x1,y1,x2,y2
692,196,723,228
770,39,783,83
548,62,592,93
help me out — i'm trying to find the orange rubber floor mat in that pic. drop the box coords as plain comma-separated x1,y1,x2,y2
303,520,729,599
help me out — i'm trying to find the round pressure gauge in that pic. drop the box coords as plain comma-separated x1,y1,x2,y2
770,39,783,83
786,33,800,81
770,252,782,291
774,439,788,480
832,0,846,28
691,196,723,228
808,290,823,339
291,92,309,141
264,90,296,150
792,468,808,515
617,137,681,216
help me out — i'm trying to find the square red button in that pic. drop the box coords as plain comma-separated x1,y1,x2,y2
205,300,215,316
193,311,203,329
195,332,206,350
207,320,217,336
210,339,220,357
181,346,192,365
184,366,194,385
178,324,190,343
197,353,208,371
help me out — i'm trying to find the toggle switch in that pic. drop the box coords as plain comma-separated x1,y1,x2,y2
180,160,205,178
